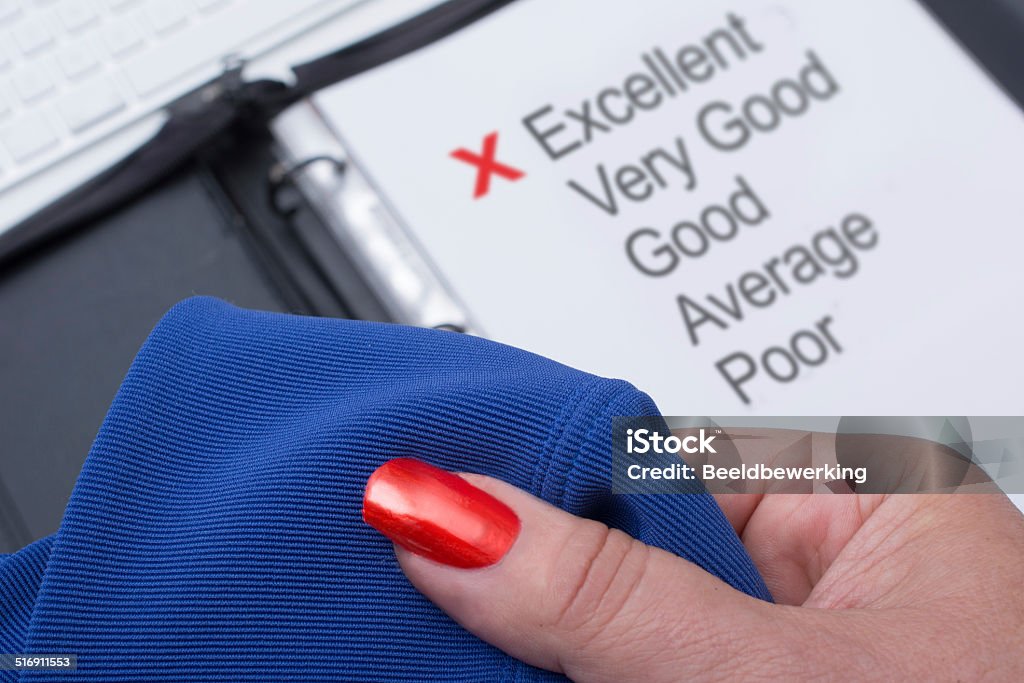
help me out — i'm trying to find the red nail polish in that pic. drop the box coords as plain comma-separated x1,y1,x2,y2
362,458,520,569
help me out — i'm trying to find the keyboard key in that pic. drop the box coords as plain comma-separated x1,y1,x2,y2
103,0,138,10
195,0,230,12
100,18,144,58
144,0,187,35
0,115,58,162
0,0,21,23
13,17,55,54
0,88,11,118
0,44,11,70
122,0,323,97
57,41,100,79
57,0,99,32
12,63,54,102
56,79,124,132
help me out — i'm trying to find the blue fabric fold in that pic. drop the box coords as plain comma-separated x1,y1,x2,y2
2,297,770,681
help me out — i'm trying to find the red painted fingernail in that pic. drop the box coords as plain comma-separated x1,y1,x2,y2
362,458,520,569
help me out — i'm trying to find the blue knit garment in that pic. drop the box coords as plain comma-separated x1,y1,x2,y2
0,297,770,681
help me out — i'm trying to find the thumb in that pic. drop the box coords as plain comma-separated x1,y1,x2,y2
362,458,777,682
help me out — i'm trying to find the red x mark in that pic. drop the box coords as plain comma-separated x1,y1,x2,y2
450,132,525,199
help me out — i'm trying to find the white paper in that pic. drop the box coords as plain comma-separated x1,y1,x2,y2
311,0,1024,415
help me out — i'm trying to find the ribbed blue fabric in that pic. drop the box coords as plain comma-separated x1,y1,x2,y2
1,297,770,681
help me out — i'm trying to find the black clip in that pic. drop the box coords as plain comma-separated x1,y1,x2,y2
167,57,248,118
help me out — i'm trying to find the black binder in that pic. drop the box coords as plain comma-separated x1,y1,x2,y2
0,0,514,552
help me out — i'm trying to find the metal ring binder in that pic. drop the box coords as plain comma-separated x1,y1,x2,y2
273,102,477,334
268,155,347,218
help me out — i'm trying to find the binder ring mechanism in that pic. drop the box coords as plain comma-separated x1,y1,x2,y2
267,155,347,218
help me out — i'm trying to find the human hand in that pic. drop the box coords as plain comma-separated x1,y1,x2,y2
362,456,1024,681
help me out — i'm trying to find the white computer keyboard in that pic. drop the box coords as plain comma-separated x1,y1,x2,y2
0,0,338,195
